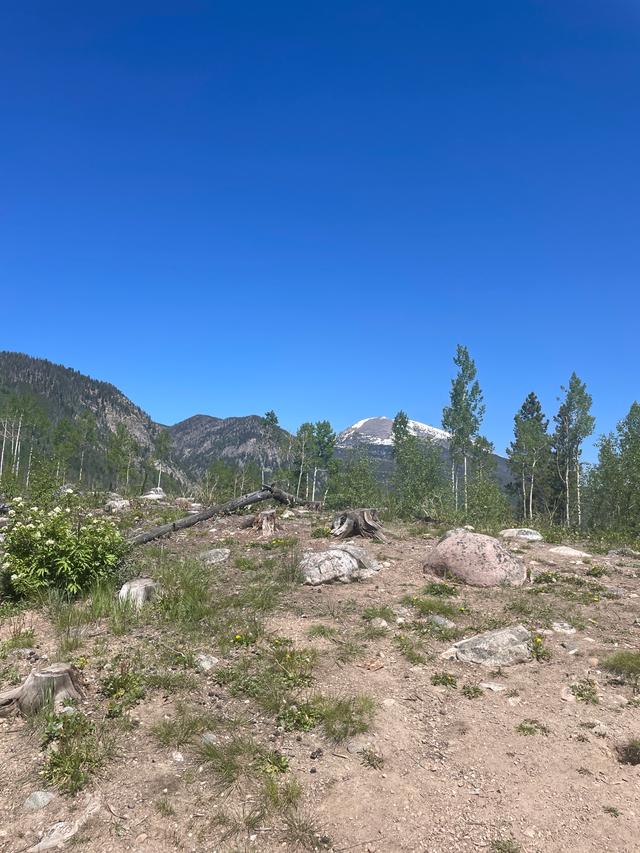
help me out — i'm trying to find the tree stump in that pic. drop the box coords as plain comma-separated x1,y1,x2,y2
331,509,388,543
253,509,278,535
119,578,157,609
0,663,83,716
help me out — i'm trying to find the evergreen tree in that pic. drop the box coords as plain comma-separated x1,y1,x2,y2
507,393,551,521
442,345,485,512
391,410,447,518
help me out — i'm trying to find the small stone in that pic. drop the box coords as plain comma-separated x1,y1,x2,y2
479,682,506,693
202,732,218,745
593,722,608,738
201,548,231,566
561,686,576,703
552,621,576,635
195,653,220,673
369,617,389,630
23,791,55,811
172,751,185,763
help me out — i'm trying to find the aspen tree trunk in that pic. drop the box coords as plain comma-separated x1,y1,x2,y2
13,415,22,476
529,459,536,521
521,466,527,520
0,420,6,477
463,454,468,514
576,455,582,528
126,454,131,491
565,457,570,527
79,448,85,483
296,440,305,498
26,444,33,488
311,466,318,502
157,465,162,488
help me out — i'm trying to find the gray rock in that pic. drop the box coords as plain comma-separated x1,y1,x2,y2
119,577,157,609
427,614,456,630
141,486,166,501
202,731,218,745
300,544,380,585
24,791,55,811
552,621,576,635
441,624,531,667
105,498,130,513
201,548,231,566
369,617,389,630
195,653,219,673
499,528,543,542
425,528,526,588
608,546,640,559
548,545,592,559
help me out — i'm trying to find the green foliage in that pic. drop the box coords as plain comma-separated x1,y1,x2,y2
462,683,483,699
431,671,457,688
276,701,323,732
403,594,457,618
570,678,599,704
325,453,382,510
42,710,113,794
617,738,640,765
529,635,552,662
602,651,640,691
393,634,426,664
516,718,549,736
315,695,375,742
2,494,127,596
100,660,146,716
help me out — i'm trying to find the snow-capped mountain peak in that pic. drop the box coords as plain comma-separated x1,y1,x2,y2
336,416,451,448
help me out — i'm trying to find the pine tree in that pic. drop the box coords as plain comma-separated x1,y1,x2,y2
507,393,550,520
442,345,485,513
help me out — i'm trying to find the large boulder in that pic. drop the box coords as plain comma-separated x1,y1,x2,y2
442,624,531,667
424,528,526,587
300,544,380,586
499,528,543,542
105,498,131,513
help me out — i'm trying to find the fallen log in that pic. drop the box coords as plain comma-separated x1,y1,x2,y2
128,484,319,547
331,508,388,543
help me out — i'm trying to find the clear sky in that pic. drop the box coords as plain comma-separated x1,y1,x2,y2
2,2,639,459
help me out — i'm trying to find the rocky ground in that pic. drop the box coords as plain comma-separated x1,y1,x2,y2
1,505,639,853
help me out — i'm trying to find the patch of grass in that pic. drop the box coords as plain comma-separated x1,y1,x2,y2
310,527,331,539
603,805,620,817
42,710,114,794
586,565,606,578
404,595,457,618
217,638,316,714
516,718,550,736
100,660,146,717
306,624,338,640
316,695,375,743
420,581,458,597
152,704,224,747
155,797,176,817
616,737,640,765
358,747,384,769
0,627,35,658
462,683,483,699
199,736,263,787
334,638,365,664
491,839,521,853
145,670,196,692
570,678,599,704
260,750,289,775
259,536,299,551
362,605,396,622
602,651,640,691
393,634,426,665
282,811,332,850
431,671,457,688
277,701,323,732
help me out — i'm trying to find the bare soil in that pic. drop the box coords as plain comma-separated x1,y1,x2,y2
1,510,639,853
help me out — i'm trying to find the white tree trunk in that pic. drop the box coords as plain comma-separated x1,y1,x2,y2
463,454,468,514
0,420,7,477
311,466,318,502
576,455,582,528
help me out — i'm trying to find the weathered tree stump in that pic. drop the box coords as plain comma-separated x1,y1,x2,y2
0,663,83,716
253,509,278,535
331,509,388,543
118,578,157,609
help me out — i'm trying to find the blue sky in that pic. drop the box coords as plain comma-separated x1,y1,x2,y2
2,2,639,459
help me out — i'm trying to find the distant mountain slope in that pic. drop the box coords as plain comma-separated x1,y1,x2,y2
168,414,289,478
0,352,291,489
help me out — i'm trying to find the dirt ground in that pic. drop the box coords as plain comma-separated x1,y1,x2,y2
1,509,639,853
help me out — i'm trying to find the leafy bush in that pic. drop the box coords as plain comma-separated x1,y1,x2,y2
2,494,128,596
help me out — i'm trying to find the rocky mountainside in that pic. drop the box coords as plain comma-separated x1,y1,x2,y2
168,414,289,479
0,352,290,488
